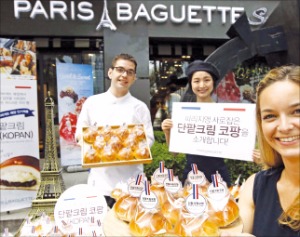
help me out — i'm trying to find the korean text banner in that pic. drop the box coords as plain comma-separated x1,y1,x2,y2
169,102,256,162
56,63,93,166
0,79,40,212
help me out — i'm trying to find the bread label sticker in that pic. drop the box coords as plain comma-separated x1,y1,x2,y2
128,181,144,197
185,193,207,215
187,170,206,185
153,168,168,184
207,182,228,200
163,177,182,193
140,192,158,209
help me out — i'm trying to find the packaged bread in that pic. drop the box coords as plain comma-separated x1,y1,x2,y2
114,194,139,222
129,205,172,236
82,124,152,167
174,211,219,237
150,184,168,208
83,126,99,144
161,192,185,230
207,173,239,228
209,198,239,228
83,146,101,164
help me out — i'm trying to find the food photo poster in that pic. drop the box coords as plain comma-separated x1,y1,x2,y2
1,38,40,212
56,62,93,166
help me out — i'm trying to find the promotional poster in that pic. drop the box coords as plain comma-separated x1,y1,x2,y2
0,38,37,80
169,102,256,162
56,63,93,166
0,45,40,211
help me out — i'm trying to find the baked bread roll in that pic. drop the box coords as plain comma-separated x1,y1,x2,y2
107,135,122,152
210,198,239,227
83,127,98,144
174,213,219,237
114,194,138,222
150,184,168,207
134,145,150,159
117,147,133,161
161,197,185,227
92,135,106,152
111,188,124,200
129,209,171,236
116,125,129,141
100,144,117,162
122,134,138,150
83,147,100,164
0,156,40,190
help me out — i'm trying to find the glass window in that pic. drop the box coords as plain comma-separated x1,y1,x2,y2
149,58,189,129
38,50,104,157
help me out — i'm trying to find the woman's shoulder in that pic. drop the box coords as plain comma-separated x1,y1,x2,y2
255,166,283,179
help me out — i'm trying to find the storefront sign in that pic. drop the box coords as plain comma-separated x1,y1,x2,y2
0,38,40,211
0,1,279,37
56,63,93,166
169,102,256,162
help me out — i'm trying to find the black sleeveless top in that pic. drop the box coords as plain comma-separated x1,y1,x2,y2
253,167,299,236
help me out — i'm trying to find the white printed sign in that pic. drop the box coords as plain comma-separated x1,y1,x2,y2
54,184,107,236
169,102,256,162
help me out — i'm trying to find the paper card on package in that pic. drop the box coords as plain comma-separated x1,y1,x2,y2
169,102,256,162
81,124,152,168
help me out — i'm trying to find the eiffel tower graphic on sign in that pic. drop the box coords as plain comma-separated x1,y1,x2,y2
96,0,117,31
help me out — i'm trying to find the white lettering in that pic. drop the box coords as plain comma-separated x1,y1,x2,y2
188,5,202,24
30,1,49,19
231,7,244,23
13,1,246,26
202,6,216,23
14,0,93,20
116,3,132,21
217,6,231,24
134,3,151,22
77,2,93,21
151,4,168,23
50,1,67,20
14,0,31,19
70,1,75,20
170,5,185,23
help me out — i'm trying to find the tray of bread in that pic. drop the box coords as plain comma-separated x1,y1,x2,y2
103,164,243,237
103,208,243,237
81,124,152,168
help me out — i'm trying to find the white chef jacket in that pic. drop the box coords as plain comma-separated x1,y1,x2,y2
75,90,154,196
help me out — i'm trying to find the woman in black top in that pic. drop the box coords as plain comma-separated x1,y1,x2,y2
161,60,231,186
227,65,300,236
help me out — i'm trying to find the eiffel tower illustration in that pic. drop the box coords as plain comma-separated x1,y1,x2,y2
96,0,117,31
16,92,65,236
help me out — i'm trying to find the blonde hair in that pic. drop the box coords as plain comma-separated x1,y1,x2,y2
256,65,300,231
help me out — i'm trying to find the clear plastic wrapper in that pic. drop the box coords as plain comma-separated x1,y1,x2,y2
129,204,172,236
174,210,219,237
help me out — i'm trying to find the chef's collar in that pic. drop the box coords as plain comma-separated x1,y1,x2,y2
106,89,131,103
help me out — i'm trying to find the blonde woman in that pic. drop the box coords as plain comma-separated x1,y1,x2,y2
224,65,300,236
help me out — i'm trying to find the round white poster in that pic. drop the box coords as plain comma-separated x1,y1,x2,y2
54,184,107,236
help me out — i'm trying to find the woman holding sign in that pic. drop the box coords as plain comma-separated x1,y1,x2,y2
222,65,300,236
161,60,232,186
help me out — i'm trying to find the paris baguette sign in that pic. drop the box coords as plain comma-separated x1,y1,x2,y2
11,0,276,32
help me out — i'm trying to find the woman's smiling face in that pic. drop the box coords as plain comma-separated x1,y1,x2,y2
191,71,214,102
260,80,300,159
